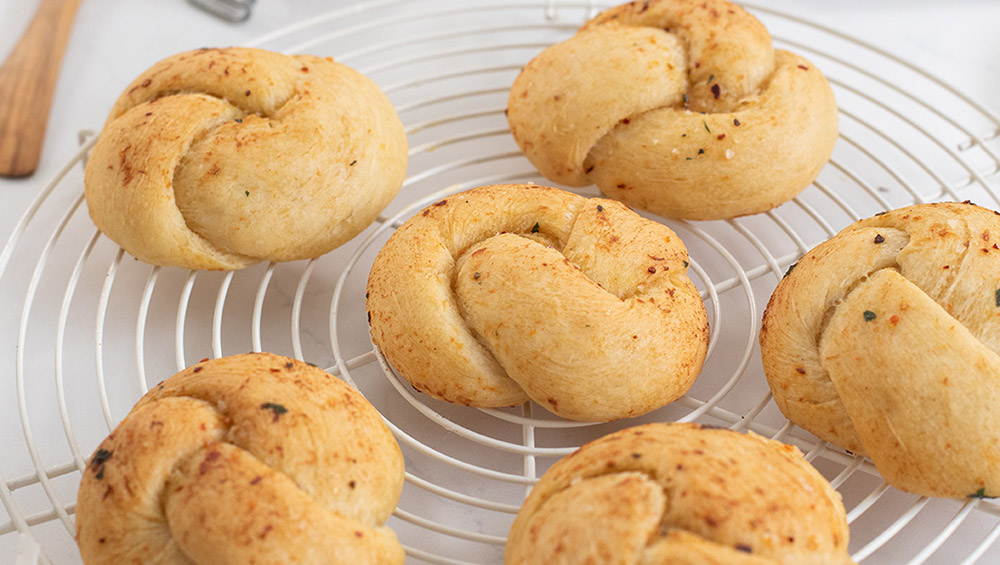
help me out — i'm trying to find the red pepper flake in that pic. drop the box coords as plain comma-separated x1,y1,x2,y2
890,315,900,325
694,60,701,68
648,266,656,274
736,544,753,553
199,450,222,475
193,366,203,373
711,83,720,99
621,118,631,125
585,165,594,173
354,531,364,538
733,118,741,126
616,183,626,188
631,452,642,459
244,90,251,96
717,133,725,140
798,65,809,70
250,476,263,485
349,480,357,489
301,66,310,72
795,367,806,374
433,199,448,206
874,234,885,244
943,265,950,269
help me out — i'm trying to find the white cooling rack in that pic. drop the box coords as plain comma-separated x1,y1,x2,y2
2,1,1000,563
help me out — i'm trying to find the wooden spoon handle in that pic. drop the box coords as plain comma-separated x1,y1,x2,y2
0,0,80,178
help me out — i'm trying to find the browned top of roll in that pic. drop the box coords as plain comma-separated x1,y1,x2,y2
75,353,405,564
84,47,407,270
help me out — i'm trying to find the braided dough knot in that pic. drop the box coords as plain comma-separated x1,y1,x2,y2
84,47,408,270
75,353,405,564
505,423,853,564
506,0,838,220
760,202,1000,498
366,184,709,422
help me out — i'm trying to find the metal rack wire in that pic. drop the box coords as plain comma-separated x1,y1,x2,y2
1,1,999,563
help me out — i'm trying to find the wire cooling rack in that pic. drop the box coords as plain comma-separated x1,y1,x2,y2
2,1,1000,563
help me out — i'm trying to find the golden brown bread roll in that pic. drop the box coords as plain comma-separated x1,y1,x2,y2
505,423,854,564
75,353,405,564
366,183,709,422
506,0,838,221
84,47,408,270
760,201,1000,498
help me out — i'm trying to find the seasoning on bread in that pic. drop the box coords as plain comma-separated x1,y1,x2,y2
75,353,405,563
366,183,709,422
760,201,1000,498
85,47,407,270
506,0,838,220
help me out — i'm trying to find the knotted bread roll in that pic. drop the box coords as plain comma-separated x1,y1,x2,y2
366,183,709,422
505,423,853,564
85,47,408,270
760,202,1000,499
506,0,838,221
76,353,405,564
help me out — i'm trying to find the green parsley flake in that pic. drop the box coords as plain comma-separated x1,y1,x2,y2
244,190,250,197
995,288,1000,307
968,487,995,499
531,222,540,233
863,310,877,322
261,403,288,422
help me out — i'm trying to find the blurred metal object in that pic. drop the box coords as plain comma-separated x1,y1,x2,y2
187,0,256,23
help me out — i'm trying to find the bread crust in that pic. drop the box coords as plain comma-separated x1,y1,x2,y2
506,0,838,220
505,423,853,564
760,201,1000,498
366,183,709,422
84,47,407,270
75,353,405,564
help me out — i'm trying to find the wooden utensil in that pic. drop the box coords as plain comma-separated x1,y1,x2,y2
0,0,80,178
